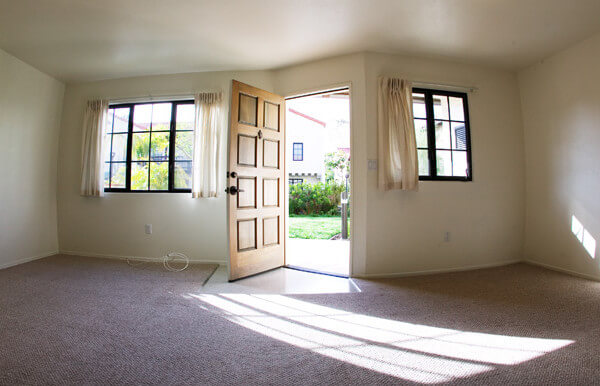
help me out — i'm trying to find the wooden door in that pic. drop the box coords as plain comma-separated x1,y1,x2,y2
228,80,285,281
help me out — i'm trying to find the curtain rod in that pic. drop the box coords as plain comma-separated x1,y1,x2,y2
105,90,221,104
108,94,194,104
410,80,478,93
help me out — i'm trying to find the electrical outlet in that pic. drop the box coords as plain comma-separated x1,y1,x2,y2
145,224,152,235
444,232,450,242
368,159,378,170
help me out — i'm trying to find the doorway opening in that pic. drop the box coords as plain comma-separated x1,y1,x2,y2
285,88,351,277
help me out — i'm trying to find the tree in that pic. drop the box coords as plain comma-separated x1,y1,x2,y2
324,150,350,184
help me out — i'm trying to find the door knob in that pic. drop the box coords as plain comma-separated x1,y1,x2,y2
227,186,244,195
230,171,238,178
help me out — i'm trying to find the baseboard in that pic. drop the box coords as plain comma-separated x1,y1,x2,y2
524,259,600,282
353,259,521,279
0,251,59,270
59,250,227,265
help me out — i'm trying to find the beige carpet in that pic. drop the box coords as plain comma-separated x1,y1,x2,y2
1,256,599,384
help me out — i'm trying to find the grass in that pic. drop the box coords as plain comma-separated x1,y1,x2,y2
288,215,350,239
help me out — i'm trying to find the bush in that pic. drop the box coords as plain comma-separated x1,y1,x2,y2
289,182,346,216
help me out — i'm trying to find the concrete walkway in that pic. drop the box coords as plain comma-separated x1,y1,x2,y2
286,238,350,276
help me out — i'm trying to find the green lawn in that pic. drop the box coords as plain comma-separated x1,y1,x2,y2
289,216,350,239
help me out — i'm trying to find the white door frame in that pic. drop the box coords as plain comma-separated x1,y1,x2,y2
283,82,354,277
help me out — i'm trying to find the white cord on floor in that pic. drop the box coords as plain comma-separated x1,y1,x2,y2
126,252,189,272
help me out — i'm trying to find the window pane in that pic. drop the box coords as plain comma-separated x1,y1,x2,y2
175,131,193,160
150,132,170,161
103,133,111,162
105,109,114,134
131,162,149,190
151,103,171,131
110,163,126,188
293,143,303,161
433,95,449,120
176,104,195,131
133,104,152,132
414,119,428,148
113,108,130,133
175,161,192,189
449,97,465,122
132,133,150,161
111,133,128,161
436,150,452,176
451,122,467,150
435,121,451,149
104,162,110,187
150,162,169,190
452,151,468,177
412,93,426,118
418,149,429,176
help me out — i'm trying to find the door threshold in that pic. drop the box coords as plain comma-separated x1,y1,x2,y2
285,265,349,279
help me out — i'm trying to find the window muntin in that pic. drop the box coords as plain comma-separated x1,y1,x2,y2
412,89,472,181
103,100,194,192
289,178,303,185
292,142,303,161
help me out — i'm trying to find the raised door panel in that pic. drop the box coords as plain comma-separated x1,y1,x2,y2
263,216,279,246
264,101,280,131
263,178,279,207
238,134,257,167
239,94,258,126
263,139,279,169
237,177,256,209
237,219,257,251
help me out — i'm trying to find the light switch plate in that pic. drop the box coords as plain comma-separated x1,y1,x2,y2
368,159,378,170
145,224,152,235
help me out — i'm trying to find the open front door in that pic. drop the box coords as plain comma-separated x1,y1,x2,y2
228,80,285,281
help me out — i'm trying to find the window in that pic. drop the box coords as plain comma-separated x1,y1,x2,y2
412,88,472,181
289,178,303,185
292,142,303,161
103,100,194,192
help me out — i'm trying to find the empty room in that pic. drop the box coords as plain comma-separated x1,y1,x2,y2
2,0,600,384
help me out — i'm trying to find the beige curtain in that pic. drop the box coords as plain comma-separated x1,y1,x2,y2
192,92,224,198
80,100,109,196
377,77,419,191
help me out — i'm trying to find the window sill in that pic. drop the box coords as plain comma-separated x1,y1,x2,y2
103,189,192,194
418,176,472,182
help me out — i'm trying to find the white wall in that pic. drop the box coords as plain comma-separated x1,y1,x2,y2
0,48,65,268
274,53,370,274
57,71,274,263
273,53,525,276
55,51,526,275
363,53,526,275
286,111,326,179
519,32,600,279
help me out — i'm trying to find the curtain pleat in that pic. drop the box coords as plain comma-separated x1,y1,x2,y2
377,77,419,191
191,92,224,198
80,100,109,196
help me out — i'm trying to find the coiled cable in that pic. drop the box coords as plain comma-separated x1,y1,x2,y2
126,252,189,272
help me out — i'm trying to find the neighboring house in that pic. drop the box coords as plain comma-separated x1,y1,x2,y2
286,108,326,185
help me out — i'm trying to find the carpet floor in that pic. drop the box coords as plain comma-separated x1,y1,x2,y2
1,255,599,385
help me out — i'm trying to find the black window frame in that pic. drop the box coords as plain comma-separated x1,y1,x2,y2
292,142,304,161
104,100,194,193
413,88,473,181
289,178,303,185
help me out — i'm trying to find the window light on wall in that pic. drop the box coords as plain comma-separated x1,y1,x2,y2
571,215,596,258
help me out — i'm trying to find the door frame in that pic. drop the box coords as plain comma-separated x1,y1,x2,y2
283,82,354,277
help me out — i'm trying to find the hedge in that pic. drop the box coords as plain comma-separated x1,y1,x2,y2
289,182,346,216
